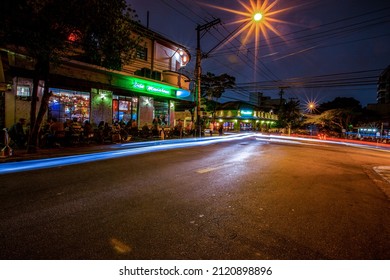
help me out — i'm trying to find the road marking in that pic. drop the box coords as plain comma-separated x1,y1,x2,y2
196,163,234,174
373,166,390,184
196,167,220,174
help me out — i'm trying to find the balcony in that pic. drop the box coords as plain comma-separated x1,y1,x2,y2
162,70,190,90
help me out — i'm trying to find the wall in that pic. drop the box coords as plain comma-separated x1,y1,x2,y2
90,88,113,126
6,77,44,129
139,96,154,126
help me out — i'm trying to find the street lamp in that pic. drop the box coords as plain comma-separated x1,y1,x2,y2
196,1,291,135
253,12,263,22
195,19,221,137
306,101,318,114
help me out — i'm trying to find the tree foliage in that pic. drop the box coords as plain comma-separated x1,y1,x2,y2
200,72,235,100
277,99,302,133
74,0,142,70
305,97,363,134
318,97,362,112
200,72,235,119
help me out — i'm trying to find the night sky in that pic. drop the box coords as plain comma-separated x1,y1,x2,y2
127,0,390,107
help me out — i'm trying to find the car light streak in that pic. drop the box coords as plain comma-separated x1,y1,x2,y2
256,134,390,151
0,134,253,175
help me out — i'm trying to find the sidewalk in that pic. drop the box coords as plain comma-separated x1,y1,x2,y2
0,134,222,163
0,143,119,163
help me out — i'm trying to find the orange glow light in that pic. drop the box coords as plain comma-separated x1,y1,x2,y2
204,0,293,52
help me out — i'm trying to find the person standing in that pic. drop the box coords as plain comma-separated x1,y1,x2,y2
209,122,214,137
218,124,223,136
177,119,183,138
8,118,27,148
48,117,65,147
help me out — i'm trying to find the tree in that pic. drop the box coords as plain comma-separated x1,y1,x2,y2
0,0,140,153
74,0,142,70
200,72,235,119
318,97,362,112
306,97,363,136
277,99,302,135
201,72,235,100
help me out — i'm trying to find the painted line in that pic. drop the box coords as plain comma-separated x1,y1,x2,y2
373,166,390,184
196,167,220,174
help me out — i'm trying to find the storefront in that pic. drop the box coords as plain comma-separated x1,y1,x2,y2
9,72,192,130
48,88,90,123
112,96,138,123
213,102,278,132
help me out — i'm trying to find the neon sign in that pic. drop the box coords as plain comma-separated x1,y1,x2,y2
176,90,191,98
129,77,172,96
147,85,169,94
241,110,253,115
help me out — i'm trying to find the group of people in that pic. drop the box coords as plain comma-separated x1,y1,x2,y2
39,117,95,147
208,122,224,137
7,117,96,149
95,119,136,144
6,117,225,149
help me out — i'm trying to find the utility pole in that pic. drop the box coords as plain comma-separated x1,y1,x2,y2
278,86,289,106
195,18,221,137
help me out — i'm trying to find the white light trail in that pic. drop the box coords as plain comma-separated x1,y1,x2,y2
0,134,253,175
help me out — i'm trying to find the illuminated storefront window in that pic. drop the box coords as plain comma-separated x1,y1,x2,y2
154,100,169,125
48,88,90,123
16,86,31,97
112,96,138,123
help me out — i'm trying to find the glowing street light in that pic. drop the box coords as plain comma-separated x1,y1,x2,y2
305,100,318,114
204,0,293,81
253,12,263,22
205,0,293,53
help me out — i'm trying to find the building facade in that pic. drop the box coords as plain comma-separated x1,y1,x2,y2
366,65,390,129
213,101,278,131
0,25,193,130
377,65,390,104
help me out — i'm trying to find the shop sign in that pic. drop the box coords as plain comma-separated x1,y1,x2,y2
176,90,191,98
241,110,253,116
129,77,173,96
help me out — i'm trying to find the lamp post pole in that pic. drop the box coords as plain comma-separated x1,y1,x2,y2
195,18,221,137
195,26,202,137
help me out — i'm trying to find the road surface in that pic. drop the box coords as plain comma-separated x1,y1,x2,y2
1,135,390,259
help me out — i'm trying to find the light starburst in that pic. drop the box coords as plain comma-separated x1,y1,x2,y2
204,0,293,54
303,98,320,114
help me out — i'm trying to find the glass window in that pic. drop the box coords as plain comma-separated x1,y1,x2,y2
136,46,148,61
112,96,138,124
17,86,31,97
48,88,90,123
16,86,32,100
154,100,169,125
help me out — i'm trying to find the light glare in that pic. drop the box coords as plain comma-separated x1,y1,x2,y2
254,12,263,21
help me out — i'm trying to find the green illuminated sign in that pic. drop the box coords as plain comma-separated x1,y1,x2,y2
241,110,253,115
129,77,173,96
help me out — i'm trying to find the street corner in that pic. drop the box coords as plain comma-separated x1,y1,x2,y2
373,166,390,200
373,166,390,184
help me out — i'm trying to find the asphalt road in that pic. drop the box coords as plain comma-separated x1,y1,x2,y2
1,136,390,259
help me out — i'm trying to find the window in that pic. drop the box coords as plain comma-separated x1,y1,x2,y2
136,46,148,61
48,88,90,123
112,96,138,123
154,100,169,125
16,86,31,100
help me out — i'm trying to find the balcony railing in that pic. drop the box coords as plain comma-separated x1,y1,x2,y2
162,70,190,90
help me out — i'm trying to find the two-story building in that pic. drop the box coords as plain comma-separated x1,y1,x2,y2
0,24,193,130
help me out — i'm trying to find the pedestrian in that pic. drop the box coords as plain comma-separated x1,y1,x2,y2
218,124,223,136
48,117,65,147
8,118,27,148
177,119,183,138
